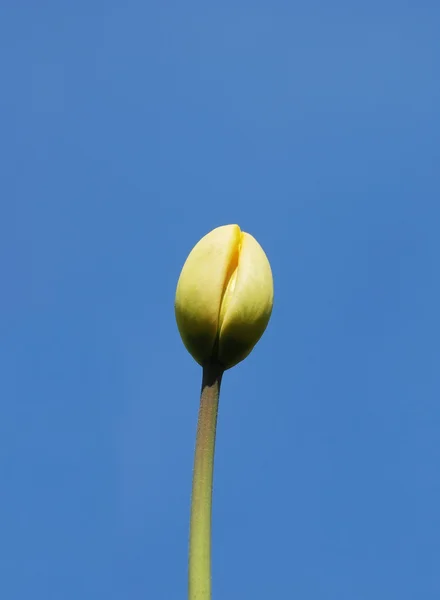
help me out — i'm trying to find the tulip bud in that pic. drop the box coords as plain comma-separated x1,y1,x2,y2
175,224,274,369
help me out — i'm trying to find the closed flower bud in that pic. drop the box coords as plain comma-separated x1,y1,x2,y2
175,224,273,369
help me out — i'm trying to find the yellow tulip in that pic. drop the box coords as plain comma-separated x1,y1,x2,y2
175,224,273,369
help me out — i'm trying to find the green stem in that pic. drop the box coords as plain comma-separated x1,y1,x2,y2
189,362,224,600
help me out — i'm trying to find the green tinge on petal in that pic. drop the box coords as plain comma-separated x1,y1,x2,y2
175,224,241,365
218,232,274,369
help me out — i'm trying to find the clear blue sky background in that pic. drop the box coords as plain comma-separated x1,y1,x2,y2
1,1,439,599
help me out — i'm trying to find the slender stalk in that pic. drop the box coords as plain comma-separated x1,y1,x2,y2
188,362,224,600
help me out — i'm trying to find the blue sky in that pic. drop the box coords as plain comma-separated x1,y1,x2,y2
1,1,440,598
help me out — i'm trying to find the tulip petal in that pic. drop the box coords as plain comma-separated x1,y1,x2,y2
218,232,273,368
175,224,242,365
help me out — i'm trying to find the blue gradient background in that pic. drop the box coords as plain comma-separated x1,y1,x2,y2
1,1,439,598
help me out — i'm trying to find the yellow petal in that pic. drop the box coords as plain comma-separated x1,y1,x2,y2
218,232,273,368
175,224,241,365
